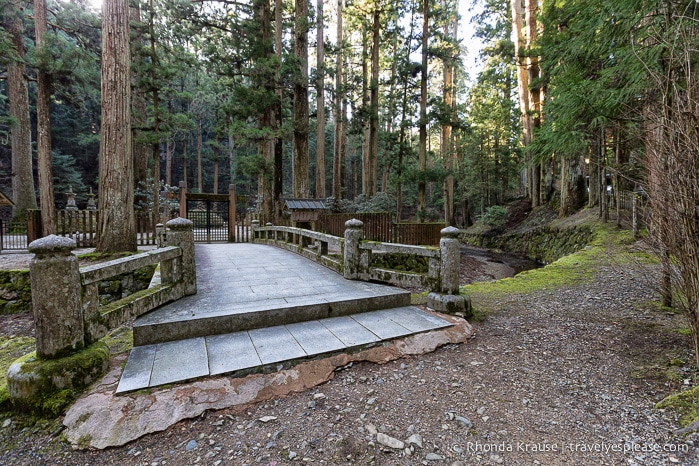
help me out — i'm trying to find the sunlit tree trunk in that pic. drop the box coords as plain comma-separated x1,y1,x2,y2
97,0,136,252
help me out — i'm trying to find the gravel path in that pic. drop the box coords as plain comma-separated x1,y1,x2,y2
1,248,698,465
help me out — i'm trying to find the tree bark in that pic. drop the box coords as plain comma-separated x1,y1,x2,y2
442,3,457,226
332,0,344,201
6,4,37,218
130,3,149,207
197,119,203,192
367,5,380,197
97,0,136,252
360,28,370,196
274,0,284,222
417,0,429,222
315,0,326,199
332,0,344,200
34,0,56,235
293,0,310,198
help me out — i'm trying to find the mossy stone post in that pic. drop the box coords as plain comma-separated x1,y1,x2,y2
344,219,364,279
166,217,196,296
28,235,84,358
427,227,471,315
252,219,260,241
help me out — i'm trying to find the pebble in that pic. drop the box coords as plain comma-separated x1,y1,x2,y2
258,416,277,423
288,451,297,460
313,393,326,400
425,452,444,460
377,433,405,450
406,434,423,449
2,419,11,429
185,439,198,451
455,415,472,428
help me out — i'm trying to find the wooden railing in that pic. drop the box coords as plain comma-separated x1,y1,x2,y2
317,212,445,246
28,209,164,247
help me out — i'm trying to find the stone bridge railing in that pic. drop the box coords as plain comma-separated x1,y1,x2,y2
28,217,196,359
253,219,469,314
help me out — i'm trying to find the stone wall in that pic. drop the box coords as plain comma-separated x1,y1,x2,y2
0,266,157,315
461,225,594,264
0,270,32,315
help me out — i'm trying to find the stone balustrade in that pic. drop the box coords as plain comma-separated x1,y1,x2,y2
254,219,470,314
27,217,197,359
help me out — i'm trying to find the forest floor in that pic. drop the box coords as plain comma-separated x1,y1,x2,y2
1,208,698,465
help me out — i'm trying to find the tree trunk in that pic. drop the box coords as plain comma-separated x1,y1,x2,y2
360,29,370,196
442,5,457,226
6,5,37,218
332,0,344,201
255,0,274,222
417,0,429,222
274,0,284,221
166,138,174,186
97,0,136,252
213,143,219,194
182,133,188,187
130,3,149,207
148,0,160,216
197,119,203,192
34,0,56,235
367,5,380,197
293,0,310,198
315,0,326,199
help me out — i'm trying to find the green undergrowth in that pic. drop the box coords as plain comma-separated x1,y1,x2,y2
462,222,632,299
0,336,36,401
657,386,699,428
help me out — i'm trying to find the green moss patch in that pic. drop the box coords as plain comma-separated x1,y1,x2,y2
372,253,429,274
6,341,109,416
0,270,32,315
0,336,35,392
657,386,699,428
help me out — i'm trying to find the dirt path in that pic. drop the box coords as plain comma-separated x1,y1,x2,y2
1,245,697,465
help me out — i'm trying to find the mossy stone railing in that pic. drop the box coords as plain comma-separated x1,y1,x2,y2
26,217,196,359
6,218,197,408
253,219,469,314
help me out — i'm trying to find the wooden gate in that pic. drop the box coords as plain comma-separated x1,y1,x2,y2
179,183,250,243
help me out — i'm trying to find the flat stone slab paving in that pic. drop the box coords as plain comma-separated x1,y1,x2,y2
132,243,411,345
117,306,452,393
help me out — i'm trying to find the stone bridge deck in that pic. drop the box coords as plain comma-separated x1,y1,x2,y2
117,243,452,393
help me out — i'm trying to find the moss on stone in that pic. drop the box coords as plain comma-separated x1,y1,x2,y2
656,386,699,428
0,336,35,391
6,341,109,416
102,326,133,356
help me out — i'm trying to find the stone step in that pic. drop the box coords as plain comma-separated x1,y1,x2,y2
118,306,452,393
132,282,411,346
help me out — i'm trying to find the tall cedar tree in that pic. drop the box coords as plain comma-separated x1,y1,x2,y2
97,0,136,252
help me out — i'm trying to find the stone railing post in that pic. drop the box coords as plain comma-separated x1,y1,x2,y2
343,219,364,279
440,226,461,294
427,227,470,315
28,235,84,358
252,219,260,241
166,217,197,296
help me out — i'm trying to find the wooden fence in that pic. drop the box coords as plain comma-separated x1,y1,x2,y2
317,212,445,246
27,209,165,248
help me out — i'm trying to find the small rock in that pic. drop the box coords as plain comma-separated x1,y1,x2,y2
490,454,504,464
426,453,444,461
470,361,484,366
377,433,405,450
366,397,377,405
289,451,298,460
313,393,326,400
455,416,473,428
185,439,198,451
366,424,378,435
406,434,423,449
258,416,277,423
477,407,486,416
2,419,11,429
